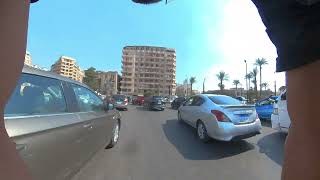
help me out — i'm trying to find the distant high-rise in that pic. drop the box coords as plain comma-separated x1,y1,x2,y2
97,71,119,96
51,56,84,82
121,46,176,96
24,51,32,66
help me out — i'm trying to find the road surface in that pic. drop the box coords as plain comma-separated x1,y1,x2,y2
72,105,286,180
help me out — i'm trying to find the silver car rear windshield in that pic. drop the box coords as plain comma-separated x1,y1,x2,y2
209,96,241,105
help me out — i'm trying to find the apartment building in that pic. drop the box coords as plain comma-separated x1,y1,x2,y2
51,56,85,82
97,71,118,96
121,46,176,96
24,51,32,66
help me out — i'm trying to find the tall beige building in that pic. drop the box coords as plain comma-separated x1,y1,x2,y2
51,56,85,82
121,46,176,96
24,51,32,66
97,71,118,96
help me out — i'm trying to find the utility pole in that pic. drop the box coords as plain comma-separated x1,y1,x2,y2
244,60,248,100
274,81,277,96
203,78,206,94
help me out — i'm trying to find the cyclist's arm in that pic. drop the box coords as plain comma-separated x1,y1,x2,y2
0,0,32,179
284,60,320,180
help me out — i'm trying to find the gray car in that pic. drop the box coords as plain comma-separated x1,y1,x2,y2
178,94,261,142
4,66,121,180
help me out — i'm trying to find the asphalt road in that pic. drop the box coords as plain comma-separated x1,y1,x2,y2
72,105,286,180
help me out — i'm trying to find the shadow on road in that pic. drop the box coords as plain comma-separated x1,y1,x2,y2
257,132,286,165
261,120,271,128
162,119,255,160
135,106,147,111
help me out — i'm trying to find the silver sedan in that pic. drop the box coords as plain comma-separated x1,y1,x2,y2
178,94,262,142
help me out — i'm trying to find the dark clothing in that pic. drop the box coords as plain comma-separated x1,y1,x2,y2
252,0,320,72
31,0,39,3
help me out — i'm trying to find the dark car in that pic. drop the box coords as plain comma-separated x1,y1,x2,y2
143,96,166,111
112,95,128,111
4,66,121,180
171,97,186,110
132,96,144,105
255,96,278,120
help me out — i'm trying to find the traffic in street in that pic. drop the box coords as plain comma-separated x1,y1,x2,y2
72,105,286,180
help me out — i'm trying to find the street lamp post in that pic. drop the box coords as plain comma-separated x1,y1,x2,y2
244,60,248,101
203,78,206,94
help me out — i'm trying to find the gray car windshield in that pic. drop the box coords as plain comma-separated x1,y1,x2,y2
209,96,242,105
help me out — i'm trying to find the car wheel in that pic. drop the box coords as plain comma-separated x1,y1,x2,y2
178,111,183,123
106,120,120,149
197,121,210,143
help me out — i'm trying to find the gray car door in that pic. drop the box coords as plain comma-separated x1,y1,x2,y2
70,84,115,162
180,97,194,125
188,96,205,127
4,73,83,180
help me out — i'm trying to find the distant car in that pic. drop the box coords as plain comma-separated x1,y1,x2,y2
133,96,144,105
112,95,128,111
255,96,278,120
235,96,247,104
4,66,121,180
171,97,186,110
178,94,261,142
271,90,290,133
143,96,166,111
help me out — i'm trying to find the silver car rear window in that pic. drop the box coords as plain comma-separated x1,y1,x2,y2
209,96,241,105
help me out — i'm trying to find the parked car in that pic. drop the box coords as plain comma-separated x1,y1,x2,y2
255,96,278,120
235,96,247,104
4,66,121,180
112,94,128,111
143,96,166,111
271,90,290,133
171,97,186,110
178,94,261,142
132,96,144,105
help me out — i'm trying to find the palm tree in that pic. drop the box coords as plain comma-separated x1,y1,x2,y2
245,73,253,101
233,80,240,96
245,73,253,91
189,77,196,95
183,78,188,96
261,82,268,91
251,68,259,100
216,71,229,91
255,58,268,97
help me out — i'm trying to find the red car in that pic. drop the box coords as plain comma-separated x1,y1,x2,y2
133,96,144,105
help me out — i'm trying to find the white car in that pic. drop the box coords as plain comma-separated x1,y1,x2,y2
271,90,291,133
178,94,262,142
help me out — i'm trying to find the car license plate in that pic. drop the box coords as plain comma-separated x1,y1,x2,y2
157,101,162,105
238,115,249,123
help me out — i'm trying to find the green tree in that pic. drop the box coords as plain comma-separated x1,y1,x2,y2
216,71,229,91
261,82,269,91
233,80,240,96
254,58,268,97
251,68,259,100
83,67,99,90
189,77,196,95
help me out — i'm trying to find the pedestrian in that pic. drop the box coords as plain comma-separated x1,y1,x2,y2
1,0,319,180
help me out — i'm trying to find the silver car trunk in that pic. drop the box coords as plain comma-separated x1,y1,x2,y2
221,105,257,124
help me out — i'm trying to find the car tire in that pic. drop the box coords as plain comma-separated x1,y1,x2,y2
178,111,183,123
106,120,120,149
196,121,211,143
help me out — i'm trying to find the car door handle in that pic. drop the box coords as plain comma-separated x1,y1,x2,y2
15,143,27,152
83,123,93,129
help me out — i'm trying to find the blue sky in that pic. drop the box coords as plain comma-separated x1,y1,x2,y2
27,0,285,91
